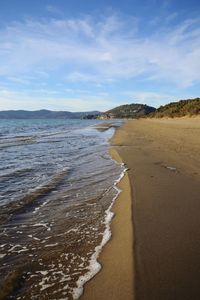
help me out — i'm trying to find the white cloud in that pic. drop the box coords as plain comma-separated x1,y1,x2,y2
0,87,113,111
0,13,200,98
65,72,99,83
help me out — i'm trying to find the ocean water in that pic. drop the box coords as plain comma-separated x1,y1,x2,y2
0,119,125,299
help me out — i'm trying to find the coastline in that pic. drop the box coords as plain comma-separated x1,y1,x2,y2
80,116,200,300
0,119,133,300
80,144,134,299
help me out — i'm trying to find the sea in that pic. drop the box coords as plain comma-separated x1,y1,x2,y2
0,118,125,300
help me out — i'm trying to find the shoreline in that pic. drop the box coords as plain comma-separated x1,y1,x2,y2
80,116,200,300
80,144,134,299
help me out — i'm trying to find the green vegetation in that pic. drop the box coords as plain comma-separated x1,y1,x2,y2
99,103,156,119
84,99,199,120
151,98,200,118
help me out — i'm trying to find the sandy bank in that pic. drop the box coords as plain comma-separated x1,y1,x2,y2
111,116,200,300
80,149,134,300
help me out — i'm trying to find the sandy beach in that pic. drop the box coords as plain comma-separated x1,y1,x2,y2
81,116,200,300
81,148,134,300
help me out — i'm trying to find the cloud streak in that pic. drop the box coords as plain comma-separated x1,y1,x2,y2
0,86,114,111
0,14,200,87
0,12,200,110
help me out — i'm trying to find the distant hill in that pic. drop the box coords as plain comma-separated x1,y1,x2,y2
0,109,100,119
1,98,199,120
151,98,200,118
98,103,156,119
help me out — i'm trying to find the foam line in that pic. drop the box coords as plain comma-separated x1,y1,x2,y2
72,164,127,299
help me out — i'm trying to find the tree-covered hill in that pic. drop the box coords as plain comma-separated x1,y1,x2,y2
99,103,156,119
151,98,200,118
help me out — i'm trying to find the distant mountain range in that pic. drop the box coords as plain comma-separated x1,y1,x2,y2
0,109,100,119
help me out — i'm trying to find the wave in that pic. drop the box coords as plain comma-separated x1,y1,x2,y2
0,136,37,149
0,136,65,149
0,167,71,224
0,168,33,183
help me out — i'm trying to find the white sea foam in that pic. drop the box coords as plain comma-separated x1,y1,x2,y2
32,222,51,231
33,199,50,214
8,244,21,252
72,164,127,300
37,271,49,275
44,243,58,247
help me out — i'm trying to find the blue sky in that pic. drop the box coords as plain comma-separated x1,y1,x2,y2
0,0,200,111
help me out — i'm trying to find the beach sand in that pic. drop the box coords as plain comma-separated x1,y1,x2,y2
80,149,134,300
112,117,200,300
81,116,200,300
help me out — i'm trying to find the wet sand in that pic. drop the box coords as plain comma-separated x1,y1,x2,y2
81,149,134,300
81,116,200,300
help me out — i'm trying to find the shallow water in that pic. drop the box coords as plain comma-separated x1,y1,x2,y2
0,119,124,299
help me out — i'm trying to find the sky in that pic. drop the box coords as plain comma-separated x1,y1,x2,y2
0,0,200,111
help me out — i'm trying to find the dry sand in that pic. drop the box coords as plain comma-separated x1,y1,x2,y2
112,116,200,300
81,116,200,300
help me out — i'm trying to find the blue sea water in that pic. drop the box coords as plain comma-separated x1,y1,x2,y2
0,119,117,206
0,118,124,299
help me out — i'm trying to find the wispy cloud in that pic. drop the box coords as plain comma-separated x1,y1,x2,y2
0,12,200,110
65,72,100,83
0,86,113,111
0,14,200,87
